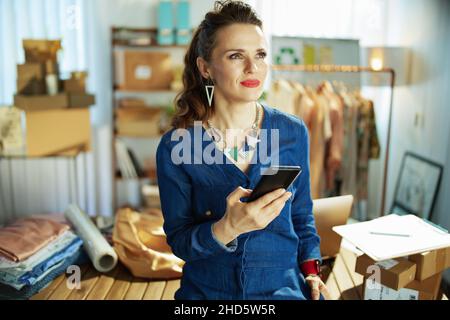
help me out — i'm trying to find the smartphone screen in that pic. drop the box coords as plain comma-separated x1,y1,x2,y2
247,165,302,202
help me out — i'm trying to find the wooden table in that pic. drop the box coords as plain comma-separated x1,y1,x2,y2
31,246,447,300
30,263,180,300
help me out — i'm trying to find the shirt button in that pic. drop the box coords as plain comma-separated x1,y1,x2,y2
205,210,212,216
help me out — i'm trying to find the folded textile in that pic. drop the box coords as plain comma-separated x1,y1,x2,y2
0,217,69,262
0,248,88,300
0,230,78,271
0,236,83,290
19,237,83,286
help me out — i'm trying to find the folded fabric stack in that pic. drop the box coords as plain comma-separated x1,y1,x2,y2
0,216,87,300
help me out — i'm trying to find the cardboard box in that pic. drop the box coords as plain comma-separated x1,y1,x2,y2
23,39,61,63
355,254,416,290
25,108,91,157
17,63,46,81
118,98,147,109
14,93,95,111
363,272,442,300
16,63,47,95
115,51,173,90
63,72,88,93
116,120,161,137
115,106,162,137
409,246,450,281
17,79,46,95
115,106,162,121
69,94,95,108
63,78,86,93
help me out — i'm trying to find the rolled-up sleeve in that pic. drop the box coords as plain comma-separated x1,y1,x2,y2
156,134,237,263
290,121,322,265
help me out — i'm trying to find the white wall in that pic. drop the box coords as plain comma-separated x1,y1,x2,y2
382,0,450,229
380,0,450,290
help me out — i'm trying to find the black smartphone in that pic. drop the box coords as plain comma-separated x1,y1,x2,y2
246,165,302,202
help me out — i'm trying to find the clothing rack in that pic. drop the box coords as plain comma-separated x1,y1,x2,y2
271,64,396,217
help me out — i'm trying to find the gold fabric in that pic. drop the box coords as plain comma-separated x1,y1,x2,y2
112,208,184,279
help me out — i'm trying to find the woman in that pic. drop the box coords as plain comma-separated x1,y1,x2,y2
156,0,329,300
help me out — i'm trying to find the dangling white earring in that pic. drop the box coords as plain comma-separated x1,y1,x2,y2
205,78,214,107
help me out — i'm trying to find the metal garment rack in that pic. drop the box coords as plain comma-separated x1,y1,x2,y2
271,64,396,217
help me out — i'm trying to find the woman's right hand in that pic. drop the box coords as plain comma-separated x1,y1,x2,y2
212,186,292,245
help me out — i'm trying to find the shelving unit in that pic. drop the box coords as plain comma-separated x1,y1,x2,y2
110,27,188,211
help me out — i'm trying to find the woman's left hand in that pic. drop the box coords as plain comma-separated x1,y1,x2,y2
305,275,331,300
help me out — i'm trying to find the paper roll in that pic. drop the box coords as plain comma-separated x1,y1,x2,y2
64,204,118,272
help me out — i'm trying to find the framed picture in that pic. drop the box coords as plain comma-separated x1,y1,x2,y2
391,152,443,220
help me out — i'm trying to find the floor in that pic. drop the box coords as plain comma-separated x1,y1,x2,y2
30,246,447,300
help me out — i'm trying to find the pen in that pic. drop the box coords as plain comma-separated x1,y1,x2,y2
369,231,411,237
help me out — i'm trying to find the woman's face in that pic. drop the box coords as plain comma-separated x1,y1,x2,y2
201,23,268,104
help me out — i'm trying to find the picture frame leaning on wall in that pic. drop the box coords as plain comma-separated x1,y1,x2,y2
391,151,443,221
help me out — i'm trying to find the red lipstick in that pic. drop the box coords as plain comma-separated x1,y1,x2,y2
240,79,260,88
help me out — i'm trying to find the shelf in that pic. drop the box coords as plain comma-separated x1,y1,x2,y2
0,145,87,159
115,134,162,139
111,26,177,212
111,26,191,49
115,175,150,181
115,171,156,181
113,44,188,49
114,88,179,94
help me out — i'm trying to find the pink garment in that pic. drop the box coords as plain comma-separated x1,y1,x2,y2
0,217,69,262
308,89,326,199
325,92,344,190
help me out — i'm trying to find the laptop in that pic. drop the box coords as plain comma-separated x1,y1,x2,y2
313,195,354,259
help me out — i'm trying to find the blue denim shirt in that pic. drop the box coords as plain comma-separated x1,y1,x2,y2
156,104,322,300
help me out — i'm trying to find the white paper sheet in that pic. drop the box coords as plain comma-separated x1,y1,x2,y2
333,214,450,261
64,204,118,272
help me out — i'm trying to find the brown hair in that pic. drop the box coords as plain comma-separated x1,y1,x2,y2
171,0,263,129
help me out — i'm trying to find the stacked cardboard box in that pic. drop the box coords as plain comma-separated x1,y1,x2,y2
355,247,450,300
115,99,163,137
10,39,95,156
63,72,88,94
114,50,173,91
16,63,46,95
14,39,95,112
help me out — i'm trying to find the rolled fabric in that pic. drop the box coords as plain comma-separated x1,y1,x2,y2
64,204,118,272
